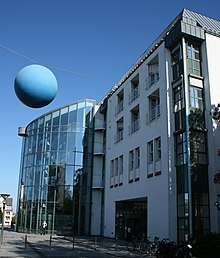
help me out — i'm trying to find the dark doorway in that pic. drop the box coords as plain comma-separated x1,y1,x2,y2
115,198,147,240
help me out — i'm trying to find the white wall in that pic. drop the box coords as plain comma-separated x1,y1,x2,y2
103,42,174,240
204,34,220,232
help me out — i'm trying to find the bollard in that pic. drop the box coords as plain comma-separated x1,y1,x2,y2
72,235,75,250
49,235,52,249
24,234,27,249
94,236,97,250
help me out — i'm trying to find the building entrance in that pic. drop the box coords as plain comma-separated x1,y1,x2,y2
115,198,147,240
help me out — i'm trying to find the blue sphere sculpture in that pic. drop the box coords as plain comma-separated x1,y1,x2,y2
14,64,58,108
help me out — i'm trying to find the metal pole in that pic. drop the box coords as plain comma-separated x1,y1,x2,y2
49,235,52,249
25,234,27,249
94,236,97,250
1,203,5,246
0,210,3,246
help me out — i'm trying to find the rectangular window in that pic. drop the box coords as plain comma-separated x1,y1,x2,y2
147,55,159,87
116,89,124,114
130,74,139,103
130,105,140,134
172,47,183,81
110,160,114,178
148,141,154,164
173,84,185,112
190,132,207,165
155,137,161,161
119,155,123,175
189,86,203,110
187,43,201,76
115,158,119,176
116,118,123,142
129,150,134,170
148,89,160,123
175,133,187,166
135,147,140,169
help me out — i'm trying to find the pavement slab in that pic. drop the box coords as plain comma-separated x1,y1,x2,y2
0,230,155,258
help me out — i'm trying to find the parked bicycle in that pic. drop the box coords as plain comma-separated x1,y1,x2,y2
127,237,144,251
155,238,177,258
139,236,160,255
156,238,193,258
166,241,193,258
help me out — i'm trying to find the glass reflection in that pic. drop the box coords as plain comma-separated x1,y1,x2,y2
17,100,95,235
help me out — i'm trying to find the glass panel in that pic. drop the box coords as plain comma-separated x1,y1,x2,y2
77,108,85,127
57,151,66,164
78,101,86,109
69,110,77,125
65,165,74,185
59,132,67,151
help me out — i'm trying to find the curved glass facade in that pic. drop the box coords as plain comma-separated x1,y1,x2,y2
17,99,95,234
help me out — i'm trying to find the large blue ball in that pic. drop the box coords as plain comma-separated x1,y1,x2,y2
14,64,58,108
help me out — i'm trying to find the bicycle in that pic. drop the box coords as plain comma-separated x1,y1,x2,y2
139,236,160,255
127,237,144,251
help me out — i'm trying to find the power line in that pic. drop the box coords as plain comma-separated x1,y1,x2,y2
0,43,112,83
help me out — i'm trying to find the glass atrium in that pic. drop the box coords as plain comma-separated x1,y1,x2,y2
17,99,95,234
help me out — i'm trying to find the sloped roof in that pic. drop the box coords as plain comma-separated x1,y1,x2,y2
182,9,220,37
99,9,220,104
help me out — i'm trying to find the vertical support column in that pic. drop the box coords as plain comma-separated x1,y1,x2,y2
182,37,193,237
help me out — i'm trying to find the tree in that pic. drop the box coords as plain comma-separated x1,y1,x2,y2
212,104,220,184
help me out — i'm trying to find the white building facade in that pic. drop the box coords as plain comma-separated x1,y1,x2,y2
89,9,220,242
0,196,13,228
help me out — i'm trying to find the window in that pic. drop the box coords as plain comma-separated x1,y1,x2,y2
190,132,207,165
110,160,114,178
187,43,201,76
147,55,159,87
130,105,140,134
116,117,123,142
116,90,124,114
115,158,119,176
110,156,123,187
148,141,153,164
130,74,139,103
155,137,161,161
172,47,183,81
148,89,160,123
173,84,186,131
129,150,134,170
175,133,187,166
189,86,203,110
135,147,140,169
173,84,185,112
119,155,123,175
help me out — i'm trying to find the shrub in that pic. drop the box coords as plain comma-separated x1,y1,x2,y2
191,233,220,257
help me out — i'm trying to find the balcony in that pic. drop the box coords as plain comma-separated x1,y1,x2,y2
94,118,105,131
129,119,140,134
115,130,123,143
129,88,139,104
146,72,159,89
115,100,124,115
92,175,104,189
146,105,160,124
93,144,105,155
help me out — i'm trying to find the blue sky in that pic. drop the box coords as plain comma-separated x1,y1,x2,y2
0,0,219,212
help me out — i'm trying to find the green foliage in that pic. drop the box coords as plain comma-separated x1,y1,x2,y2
191,233,220,257
11,215,16,224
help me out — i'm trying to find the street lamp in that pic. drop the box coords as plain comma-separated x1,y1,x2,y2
214,201,220,210
0,194,10,246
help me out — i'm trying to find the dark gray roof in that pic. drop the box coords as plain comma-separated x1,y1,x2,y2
99,8,220,104
182,9,220,37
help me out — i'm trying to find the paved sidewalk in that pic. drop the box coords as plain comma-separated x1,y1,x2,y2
0,230,155,258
